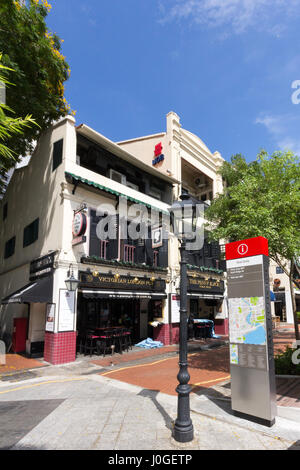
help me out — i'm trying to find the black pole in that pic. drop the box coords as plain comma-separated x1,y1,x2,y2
173,238,194,443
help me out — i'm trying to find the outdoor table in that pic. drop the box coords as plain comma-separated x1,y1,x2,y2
192,319,215,339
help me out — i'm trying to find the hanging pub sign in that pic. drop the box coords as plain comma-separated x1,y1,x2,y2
72,210,87,246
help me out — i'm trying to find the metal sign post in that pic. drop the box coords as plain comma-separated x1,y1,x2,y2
225,237,277,426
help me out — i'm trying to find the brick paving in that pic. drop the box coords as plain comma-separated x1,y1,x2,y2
0,375,298,450
90,343,180,368
276,378,300,408
0,354,44,378
100,345,231,396
97,328,300,406
273,330,297,354
0,326,298,405
0,327,299,450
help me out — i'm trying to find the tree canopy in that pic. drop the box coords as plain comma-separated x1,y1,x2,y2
206,150,300,337
0,54,36,193
206,151,300,272
0,0,72,159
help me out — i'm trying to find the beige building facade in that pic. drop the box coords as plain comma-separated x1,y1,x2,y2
0,112,227,364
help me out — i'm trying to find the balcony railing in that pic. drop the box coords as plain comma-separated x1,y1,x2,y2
100,240,109,259
124,244,135,263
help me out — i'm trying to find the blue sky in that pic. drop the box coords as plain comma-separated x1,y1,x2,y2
46,0,300,163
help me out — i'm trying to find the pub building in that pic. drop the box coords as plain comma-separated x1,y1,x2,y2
77,272,167,344
0,112,227,365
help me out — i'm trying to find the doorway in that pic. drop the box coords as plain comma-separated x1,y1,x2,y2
110,299,141,342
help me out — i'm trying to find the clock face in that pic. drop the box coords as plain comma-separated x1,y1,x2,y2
72,212,87,237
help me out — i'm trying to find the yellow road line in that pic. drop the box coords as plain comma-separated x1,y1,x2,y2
101,357,173,376
101,352,201,376
191,375,231,388
0,377,87,395
101,351,229,384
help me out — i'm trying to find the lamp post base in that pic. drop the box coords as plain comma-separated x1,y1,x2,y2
173,383,194,443
173,423,194,443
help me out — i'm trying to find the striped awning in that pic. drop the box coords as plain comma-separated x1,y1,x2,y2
65,172,170,215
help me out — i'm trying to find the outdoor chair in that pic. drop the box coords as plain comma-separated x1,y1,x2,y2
83,330,100,356
195,325,206,339
96,331,115,357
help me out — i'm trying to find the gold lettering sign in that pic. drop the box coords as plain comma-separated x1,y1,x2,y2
80,272,154,287
97,275,152,287
189,278,221,289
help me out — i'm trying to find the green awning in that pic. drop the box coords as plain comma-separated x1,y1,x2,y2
65,172,169,215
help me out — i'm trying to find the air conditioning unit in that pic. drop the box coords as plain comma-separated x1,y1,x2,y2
127,181,139,191
109,169,126,185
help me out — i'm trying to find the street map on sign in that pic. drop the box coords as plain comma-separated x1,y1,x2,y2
229,297,266,345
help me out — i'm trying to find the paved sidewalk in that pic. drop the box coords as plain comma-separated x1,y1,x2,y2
0,373,299,450
0,354,44,379
0,328,298,450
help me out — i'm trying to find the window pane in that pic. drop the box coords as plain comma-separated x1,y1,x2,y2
52,139,63,171
4,236,15,258
23,218,39,247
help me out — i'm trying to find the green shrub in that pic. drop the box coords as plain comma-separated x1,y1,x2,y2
275,346,300,375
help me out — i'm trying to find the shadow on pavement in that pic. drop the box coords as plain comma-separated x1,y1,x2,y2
288,440,300,450
188,345,230,374
0,399,64,450
137,389,174,431
192,383,234,417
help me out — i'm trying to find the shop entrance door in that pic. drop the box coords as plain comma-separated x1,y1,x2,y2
110,299,141,343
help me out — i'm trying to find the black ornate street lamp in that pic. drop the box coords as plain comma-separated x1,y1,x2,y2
65,264,80,292
169,193,197,443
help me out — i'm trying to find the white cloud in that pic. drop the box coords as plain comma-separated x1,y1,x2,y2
159,0,300,35
255,112,300,155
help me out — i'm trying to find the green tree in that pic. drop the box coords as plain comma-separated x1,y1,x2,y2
0,0,72,159
206,151,300,340
0,54,36,193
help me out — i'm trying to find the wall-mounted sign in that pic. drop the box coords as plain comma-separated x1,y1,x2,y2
30,252,56,281
58,289,76,332
45,303,56,332
171,294,180,323
188,277,224,295
152,142,165,166
72,235,86,247
79,272,166,293
72,212,87,237
152,227,163,248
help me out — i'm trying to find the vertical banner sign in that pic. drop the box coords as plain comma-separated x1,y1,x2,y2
225,237,277,426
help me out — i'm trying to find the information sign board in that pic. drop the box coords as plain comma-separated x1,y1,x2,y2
226,237,277,426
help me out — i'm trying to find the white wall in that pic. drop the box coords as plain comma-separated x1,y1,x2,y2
0,116,76,335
